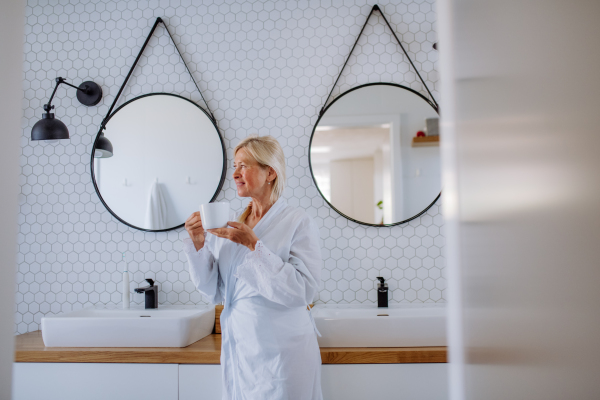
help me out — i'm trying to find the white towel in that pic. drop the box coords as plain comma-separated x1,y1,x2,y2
145,181,168,230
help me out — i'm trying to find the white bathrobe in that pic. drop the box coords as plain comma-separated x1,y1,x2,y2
182,198,323,400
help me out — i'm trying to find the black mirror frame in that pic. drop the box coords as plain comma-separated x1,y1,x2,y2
90,92,227,232
308,82,441,227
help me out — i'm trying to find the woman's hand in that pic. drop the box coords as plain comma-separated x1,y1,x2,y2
208,221,259,251
185,212,205,251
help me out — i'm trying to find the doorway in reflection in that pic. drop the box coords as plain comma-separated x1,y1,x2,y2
312,124,392,225
310,83,440,226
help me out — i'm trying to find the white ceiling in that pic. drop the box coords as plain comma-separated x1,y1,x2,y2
311,126,390,164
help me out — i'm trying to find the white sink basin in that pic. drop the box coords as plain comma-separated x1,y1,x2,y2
41,305,215,348
311,304,446,347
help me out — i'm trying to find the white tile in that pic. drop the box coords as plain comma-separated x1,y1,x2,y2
16,0,443,332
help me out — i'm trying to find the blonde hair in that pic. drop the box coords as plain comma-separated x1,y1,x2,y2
235,135,286,222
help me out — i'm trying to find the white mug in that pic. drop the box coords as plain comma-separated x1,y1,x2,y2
200,202,230,230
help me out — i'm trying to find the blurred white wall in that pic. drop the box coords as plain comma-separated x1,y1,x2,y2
438,1,600,399
0,0,25,398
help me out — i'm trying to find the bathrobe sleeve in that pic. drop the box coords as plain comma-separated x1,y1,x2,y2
182,237,223,305
234,214,322,308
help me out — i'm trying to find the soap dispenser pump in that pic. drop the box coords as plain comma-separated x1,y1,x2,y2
376,277,388,308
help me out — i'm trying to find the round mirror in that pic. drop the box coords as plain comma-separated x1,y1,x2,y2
309,83,440,226
91,93,226,231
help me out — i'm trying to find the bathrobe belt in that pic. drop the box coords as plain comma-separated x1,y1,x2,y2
223,297,322,337
223,298,322,338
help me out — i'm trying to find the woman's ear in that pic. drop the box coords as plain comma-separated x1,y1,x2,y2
268,167,277,183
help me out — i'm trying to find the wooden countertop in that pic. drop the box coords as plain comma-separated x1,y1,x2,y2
15,331,447,364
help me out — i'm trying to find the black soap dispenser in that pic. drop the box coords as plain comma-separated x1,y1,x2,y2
377,277,388,308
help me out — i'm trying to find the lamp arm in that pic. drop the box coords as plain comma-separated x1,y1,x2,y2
44,78,63,112
61,79,90,93
44,77,91,112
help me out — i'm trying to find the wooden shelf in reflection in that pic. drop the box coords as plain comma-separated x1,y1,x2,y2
411,136,439,147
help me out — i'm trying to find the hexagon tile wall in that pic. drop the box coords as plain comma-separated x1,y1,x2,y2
17,0,444,334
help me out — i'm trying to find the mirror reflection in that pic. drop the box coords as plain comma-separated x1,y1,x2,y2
310,84,440,226
92,93,225,231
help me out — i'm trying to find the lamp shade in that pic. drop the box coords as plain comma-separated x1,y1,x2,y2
31,113,69,141
94,132,113,158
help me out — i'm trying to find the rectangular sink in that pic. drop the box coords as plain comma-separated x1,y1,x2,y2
311,303,446,347
41,305,215,348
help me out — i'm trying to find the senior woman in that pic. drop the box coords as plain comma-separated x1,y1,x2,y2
182,135,323,400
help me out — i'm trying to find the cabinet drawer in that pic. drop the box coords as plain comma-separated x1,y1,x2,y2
179,364,222,400
13,363,178,400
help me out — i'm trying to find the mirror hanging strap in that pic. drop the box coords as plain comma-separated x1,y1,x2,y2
100,17,216,130
319,4,439,117
161,20,216,122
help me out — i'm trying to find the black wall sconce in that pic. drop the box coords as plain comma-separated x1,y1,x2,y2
31,77,103,142
93,131,113,158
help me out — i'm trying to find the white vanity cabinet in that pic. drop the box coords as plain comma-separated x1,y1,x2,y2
12,363,224,400
12,363,179,400
14,362,447,400
322,364,448,400
177,364,448,400
179,364,222,399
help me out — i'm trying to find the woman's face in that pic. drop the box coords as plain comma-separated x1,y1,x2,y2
233,149,273,199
